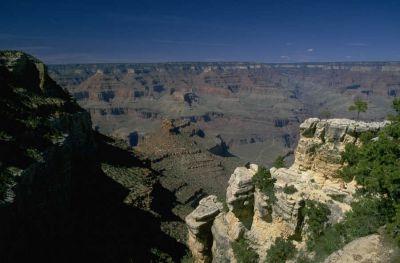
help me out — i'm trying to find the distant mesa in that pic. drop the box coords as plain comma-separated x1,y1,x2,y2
183,92,199,106
208,134,235,157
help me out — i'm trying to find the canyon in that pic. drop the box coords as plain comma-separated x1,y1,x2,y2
2,51,400,262
49,62,400,167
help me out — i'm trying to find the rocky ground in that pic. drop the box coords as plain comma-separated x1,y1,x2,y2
323,230,400,263
136,119,243,243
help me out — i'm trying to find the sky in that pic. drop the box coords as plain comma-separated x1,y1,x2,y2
1,0,400,64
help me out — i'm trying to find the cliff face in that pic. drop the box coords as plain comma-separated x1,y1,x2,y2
293,118,389,179
0,50,91,208
186,118,392,263
0,51,186,262
49,62,400,166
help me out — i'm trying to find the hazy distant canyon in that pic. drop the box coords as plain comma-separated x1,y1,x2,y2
49,62,400,165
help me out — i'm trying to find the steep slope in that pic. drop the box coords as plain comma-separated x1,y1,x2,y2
49,62,400,165
137,119,240,218
0,51,186,262
186,118,400,263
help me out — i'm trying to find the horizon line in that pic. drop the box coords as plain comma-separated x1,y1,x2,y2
47,60,400,66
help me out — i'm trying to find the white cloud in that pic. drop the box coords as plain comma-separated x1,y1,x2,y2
280,55,290,60
307,48,314,52
346,42,368,47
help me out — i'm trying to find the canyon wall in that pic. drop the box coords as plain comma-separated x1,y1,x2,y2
0,51,93,210
49,62,400,166
0,51,186,262
186,118,392,262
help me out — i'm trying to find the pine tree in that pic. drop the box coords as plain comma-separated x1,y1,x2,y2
348,99,368,120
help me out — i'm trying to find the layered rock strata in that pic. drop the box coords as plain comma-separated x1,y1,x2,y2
50,61,400,166
186,195,223,263
186,118,388,262
294,118,388,179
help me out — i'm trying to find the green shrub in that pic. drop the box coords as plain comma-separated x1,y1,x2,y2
272,155,286,168
343,198,390,240
283,184,297,194
0,167,12,201
306,197,390,262
308,224,345,262
340,99,400,243
232,238,259,263
150,248,173,263
348,99,368,120
26,148,44,162
180,251,195,263
296,255,314,263
278,99,400,262
252,166,277,203
303,200,331,249
387,204,400,244
265,237,296,263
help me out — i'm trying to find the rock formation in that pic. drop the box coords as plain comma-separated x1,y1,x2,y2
49,61,400,166
186,118,391,262
0,50,92,208
186,195,223,263
294,118,388,178
137,119,240,220
0,51,186,262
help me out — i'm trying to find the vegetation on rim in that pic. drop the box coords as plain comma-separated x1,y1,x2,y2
252,166,277,203
300,99,400,262
232,238,259,263
348,99,368,120
265,237,296,263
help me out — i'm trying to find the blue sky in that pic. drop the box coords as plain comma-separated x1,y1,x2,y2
1,0,399,64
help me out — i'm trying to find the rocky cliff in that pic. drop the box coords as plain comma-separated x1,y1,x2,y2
0,51,186,262
0,50,91,208
186,118,397,262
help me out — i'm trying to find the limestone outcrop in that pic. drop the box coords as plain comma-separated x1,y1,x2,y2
186,118,389,263
186,195,223,263
294,118,388,179
226,165,258,227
